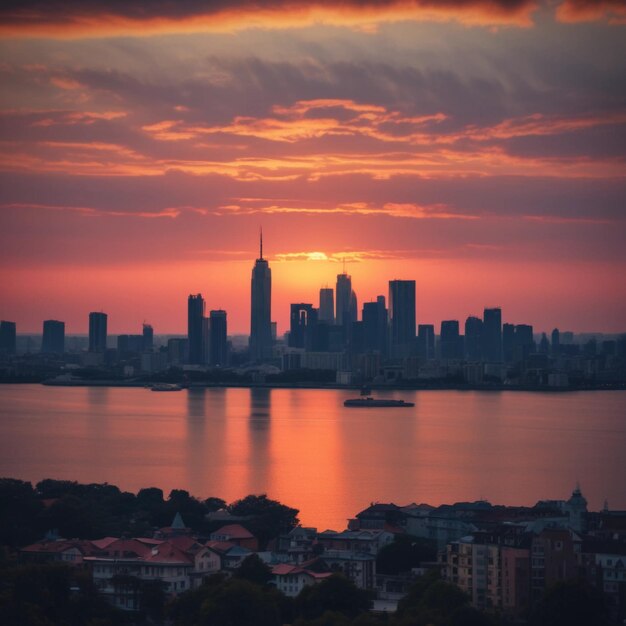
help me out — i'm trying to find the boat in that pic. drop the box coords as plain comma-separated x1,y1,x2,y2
344,397,414,407
150,383,183,392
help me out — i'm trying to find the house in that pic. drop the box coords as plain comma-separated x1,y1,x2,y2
210,524,259,551
271,563,331,597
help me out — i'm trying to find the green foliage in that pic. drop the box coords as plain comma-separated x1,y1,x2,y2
376,535,437,575
396,571,472,626
0,562,125,626
532,579,609,626
228,494,299,547
235,553,273,586
295,574,373,621
0,479,44,547
168,576,283,626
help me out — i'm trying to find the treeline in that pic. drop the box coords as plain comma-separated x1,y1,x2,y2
0,478,298,548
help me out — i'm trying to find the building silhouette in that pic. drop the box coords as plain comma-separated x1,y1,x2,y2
417,324,435,360
142,323,153,352
188,294,205,365
0,320,16,355
88,312,107,352
464,316,483,361
250,231,273,362
319,288,334,324
362,297,387,355
389,280,416,358
335,272,353,327
482,307,502,362
289,304,318,349
42,320,65,355
503,322,515,362
440,320,462,360
209,310,228,367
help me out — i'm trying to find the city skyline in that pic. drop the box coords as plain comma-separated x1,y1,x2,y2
0,2,624,335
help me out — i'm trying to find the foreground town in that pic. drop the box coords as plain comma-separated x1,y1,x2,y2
2,479,624,625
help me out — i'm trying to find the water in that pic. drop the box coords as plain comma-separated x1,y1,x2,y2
0,385,624,530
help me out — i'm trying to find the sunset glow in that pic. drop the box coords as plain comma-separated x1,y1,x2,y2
0,0,624,334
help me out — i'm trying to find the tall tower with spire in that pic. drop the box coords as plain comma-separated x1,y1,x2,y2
250,229,273,362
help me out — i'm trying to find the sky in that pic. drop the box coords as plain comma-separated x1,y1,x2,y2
0,0,625,335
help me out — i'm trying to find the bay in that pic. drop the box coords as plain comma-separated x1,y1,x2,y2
0,384,624,530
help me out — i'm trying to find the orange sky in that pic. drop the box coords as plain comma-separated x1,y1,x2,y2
0,0,624,334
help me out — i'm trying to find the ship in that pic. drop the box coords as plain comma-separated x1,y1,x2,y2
343,396,414,407
150,383,183,392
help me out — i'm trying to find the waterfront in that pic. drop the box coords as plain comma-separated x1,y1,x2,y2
0,385,624,530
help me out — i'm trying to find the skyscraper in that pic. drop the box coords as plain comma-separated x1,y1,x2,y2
319,288,334,324
250,231,272,362
188,294,205,365
440,320,462,360
289,304,317,349
209,310,228,367
42,320,65,354
142,323,154,352
482,307,502,362
88,312,107,352
464,316,483,361
0,320,16,355
335,272,352,327
362,297,387,354
417,324,435,360
389,280,416,358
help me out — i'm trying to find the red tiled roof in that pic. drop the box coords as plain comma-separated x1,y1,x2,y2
211,524,255,540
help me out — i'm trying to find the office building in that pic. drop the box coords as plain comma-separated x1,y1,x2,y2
503,323,515,362
88,312,107,352
0,320,16,355
482,307,502,362
210,310,228,367
440,320,462,360
417,324,435,360
117,334,143,355
389,280,416,358
319,288,334,324
289,303,317,349
188,294,205,365
142,323,153,352
42,320,65,354
250,231,273,362
464,316,483,361
362,297,387,354
335,273,353,327
514,324,535,361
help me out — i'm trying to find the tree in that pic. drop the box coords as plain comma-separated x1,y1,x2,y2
0,478,44,547
168,576,283,626
532,579,609,626
295,574,373,621
376,535,436,575
228,494,299,547
235,553,273,586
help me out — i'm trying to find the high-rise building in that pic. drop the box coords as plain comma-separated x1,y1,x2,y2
362,297,387,354
250,231,273,362
319,288,334,324
503,323,515,362
188,294,205,365
88,312,107,352
42,320,65,354
464,316,483,361
335,273,352,327
289,304,317,349
142,323,154,352
417,324,435,360
551,328,560,356
209,310,228,367
389,280,416,358
0,320,16,355
482,307,502,362
440,320,462,360
514,324,535,361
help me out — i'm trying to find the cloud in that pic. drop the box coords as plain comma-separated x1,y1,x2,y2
556,0,626,23
0,202,180,218
0,0,542,39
